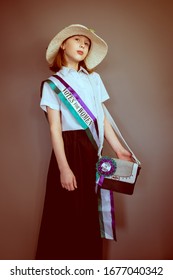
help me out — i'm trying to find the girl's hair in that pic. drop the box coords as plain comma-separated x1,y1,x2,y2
49,39,94,74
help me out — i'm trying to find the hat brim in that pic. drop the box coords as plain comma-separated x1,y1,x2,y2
46,24,108,69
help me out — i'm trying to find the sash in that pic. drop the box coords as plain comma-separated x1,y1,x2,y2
43,75,116,241
49,75,100,151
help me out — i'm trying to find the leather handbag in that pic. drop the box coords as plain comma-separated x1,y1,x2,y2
96,156,141,195
96,105,141,195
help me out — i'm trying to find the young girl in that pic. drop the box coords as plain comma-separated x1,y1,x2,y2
36,24,132,260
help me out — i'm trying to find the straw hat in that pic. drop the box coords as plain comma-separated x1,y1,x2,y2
46,24,108,69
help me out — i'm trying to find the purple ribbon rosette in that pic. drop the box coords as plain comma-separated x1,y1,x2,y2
96,156,117,187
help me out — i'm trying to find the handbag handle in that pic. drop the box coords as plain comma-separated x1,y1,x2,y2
102,104,141,166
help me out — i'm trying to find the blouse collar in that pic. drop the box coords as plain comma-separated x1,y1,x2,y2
59,66,89,76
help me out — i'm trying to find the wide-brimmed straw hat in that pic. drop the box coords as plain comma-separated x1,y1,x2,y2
46,24,108,69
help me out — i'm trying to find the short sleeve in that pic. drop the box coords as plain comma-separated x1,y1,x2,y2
91,72,110,103
98,75,110,102
40,82,61,112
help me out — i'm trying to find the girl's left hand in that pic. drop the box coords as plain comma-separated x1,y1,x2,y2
117,148,133,162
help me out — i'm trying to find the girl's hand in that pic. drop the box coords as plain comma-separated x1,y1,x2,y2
60,167,77,191
104,117,134,163
117,148,133,162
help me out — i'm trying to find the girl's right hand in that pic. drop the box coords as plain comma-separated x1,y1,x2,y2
60,168,77,191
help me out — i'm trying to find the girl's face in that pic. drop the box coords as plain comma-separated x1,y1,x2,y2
61,35,91,69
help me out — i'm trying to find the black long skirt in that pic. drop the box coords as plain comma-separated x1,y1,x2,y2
36,130,102,260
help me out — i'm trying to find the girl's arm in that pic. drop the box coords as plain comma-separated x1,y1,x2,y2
104,116,132,161
47,107,77,191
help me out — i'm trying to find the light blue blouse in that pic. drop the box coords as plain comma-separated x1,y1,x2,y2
40,66,109,131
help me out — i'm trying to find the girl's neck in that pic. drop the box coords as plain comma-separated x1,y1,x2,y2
64,62,79,71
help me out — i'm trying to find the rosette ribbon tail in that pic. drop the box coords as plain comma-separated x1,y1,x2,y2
96,172,116,241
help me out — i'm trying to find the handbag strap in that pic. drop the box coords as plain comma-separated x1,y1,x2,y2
102,104,141,166
87,74,141,166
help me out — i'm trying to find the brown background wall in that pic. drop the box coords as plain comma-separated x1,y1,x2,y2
0,0,173,259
